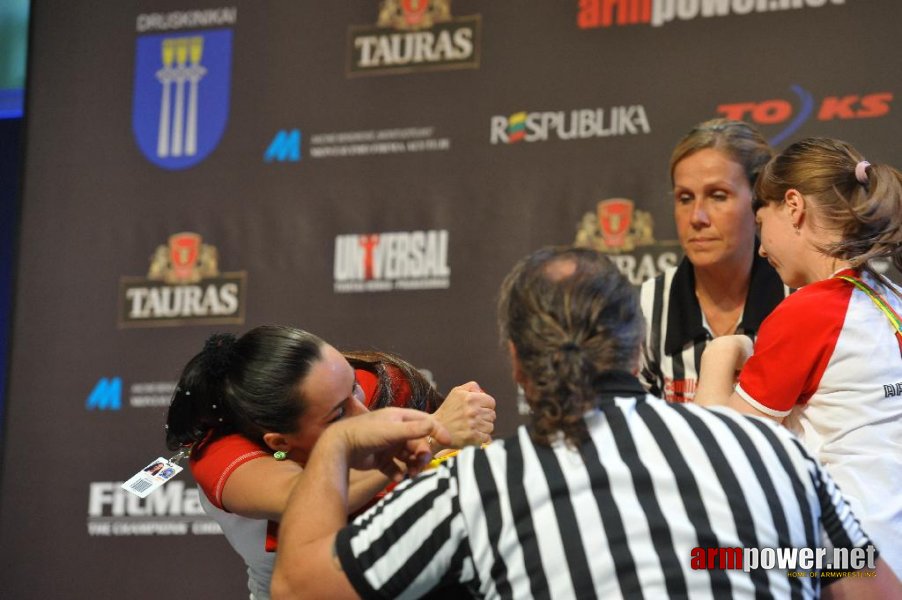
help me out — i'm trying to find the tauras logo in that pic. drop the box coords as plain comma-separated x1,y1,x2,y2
490,107,650,145
574,197,680,285
348,0,481,76
334,230,450,293
118,232,246,327
87,481,221,536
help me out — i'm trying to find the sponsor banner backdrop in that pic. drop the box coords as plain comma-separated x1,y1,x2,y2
2,0,900,597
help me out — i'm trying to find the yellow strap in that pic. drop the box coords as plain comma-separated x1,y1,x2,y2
835,275,902,333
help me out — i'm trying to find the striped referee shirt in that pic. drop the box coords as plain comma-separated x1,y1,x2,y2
639,251,786,402
334,375,873,599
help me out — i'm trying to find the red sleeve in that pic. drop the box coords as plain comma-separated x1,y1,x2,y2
385,365,414,408
356,368,380,409
189,434,269,510
736,279,852,417
357,365,415,409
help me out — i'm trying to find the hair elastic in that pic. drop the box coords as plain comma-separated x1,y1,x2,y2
855,160,870,185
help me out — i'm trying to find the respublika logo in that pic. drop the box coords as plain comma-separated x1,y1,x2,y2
86,377,123,411
717,85,893,146
574,198,680,285
132,7,236,169
491,106,651,145
348,0,481,76
118,232,246,327
578,0,846,29
334,230,450,293
265,129,302,162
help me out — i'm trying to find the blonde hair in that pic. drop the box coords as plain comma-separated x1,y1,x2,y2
755,137,902,272
669,118,773,186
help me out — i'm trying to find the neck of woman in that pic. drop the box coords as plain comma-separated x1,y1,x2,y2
694,252,754,337
805,252,854,285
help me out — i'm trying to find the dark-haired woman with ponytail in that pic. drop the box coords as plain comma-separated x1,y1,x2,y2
696,138,902,577
165,325,495,600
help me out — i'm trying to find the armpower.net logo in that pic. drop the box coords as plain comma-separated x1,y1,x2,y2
578,0,847,29
692,545,878,577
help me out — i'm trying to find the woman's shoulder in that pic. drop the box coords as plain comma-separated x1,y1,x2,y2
191,433,268,468
190,433,270,508
762,276,855,333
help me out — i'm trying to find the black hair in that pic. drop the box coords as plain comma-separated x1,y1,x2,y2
165,325,325,451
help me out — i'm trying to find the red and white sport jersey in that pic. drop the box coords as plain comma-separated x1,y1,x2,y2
737,268,902,577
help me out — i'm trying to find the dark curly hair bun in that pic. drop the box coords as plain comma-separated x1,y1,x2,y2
202,333,238,380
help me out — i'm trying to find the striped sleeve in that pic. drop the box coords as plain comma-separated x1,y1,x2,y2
639,274,666,397
335,460,474,599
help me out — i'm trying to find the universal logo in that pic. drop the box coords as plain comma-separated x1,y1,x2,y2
574,198,679,285
333,229,450,293
347,0,481,77
118,232,246,327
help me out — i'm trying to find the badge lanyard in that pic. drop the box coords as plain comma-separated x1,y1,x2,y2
121,447,190,498
835,274,902,358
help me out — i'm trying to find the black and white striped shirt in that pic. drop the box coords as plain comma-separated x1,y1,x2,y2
639,253,786,402
335,376,873,599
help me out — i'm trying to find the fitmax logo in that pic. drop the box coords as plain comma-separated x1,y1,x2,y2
265,129,301,162
86,377,123,411
718,85,892,146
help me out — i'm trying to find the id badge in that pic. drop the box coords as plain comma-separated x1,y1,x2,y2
122,457,184,498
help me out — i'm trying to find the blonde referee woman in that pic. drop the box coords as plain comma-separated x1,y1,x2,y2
640,119,786,402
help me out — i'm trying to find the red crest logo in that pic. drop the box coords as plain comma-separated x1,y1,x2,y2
596,198,633,250
168,233,202,281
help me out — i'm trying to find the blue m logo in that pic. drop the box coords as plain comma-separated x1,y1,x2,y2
86,378,123,411
264,129,302,162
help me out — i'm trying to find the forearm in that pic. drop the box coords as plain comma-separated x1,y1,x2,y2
695,337,748,406
348,468,390,512
695,354,737,406
272,430,352,597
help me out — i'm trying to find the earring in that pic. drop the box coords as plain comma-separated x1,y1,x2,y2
793,224,801,235
273,451,287,461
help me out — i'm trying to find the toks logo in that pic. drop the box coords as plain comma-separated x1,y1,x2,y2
491,106,650,144
333,229,450,293
347,0,481,76
717,85,893,146
578,0,846,29
118,232,246,327
132,8,237,169
575,198,679,285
